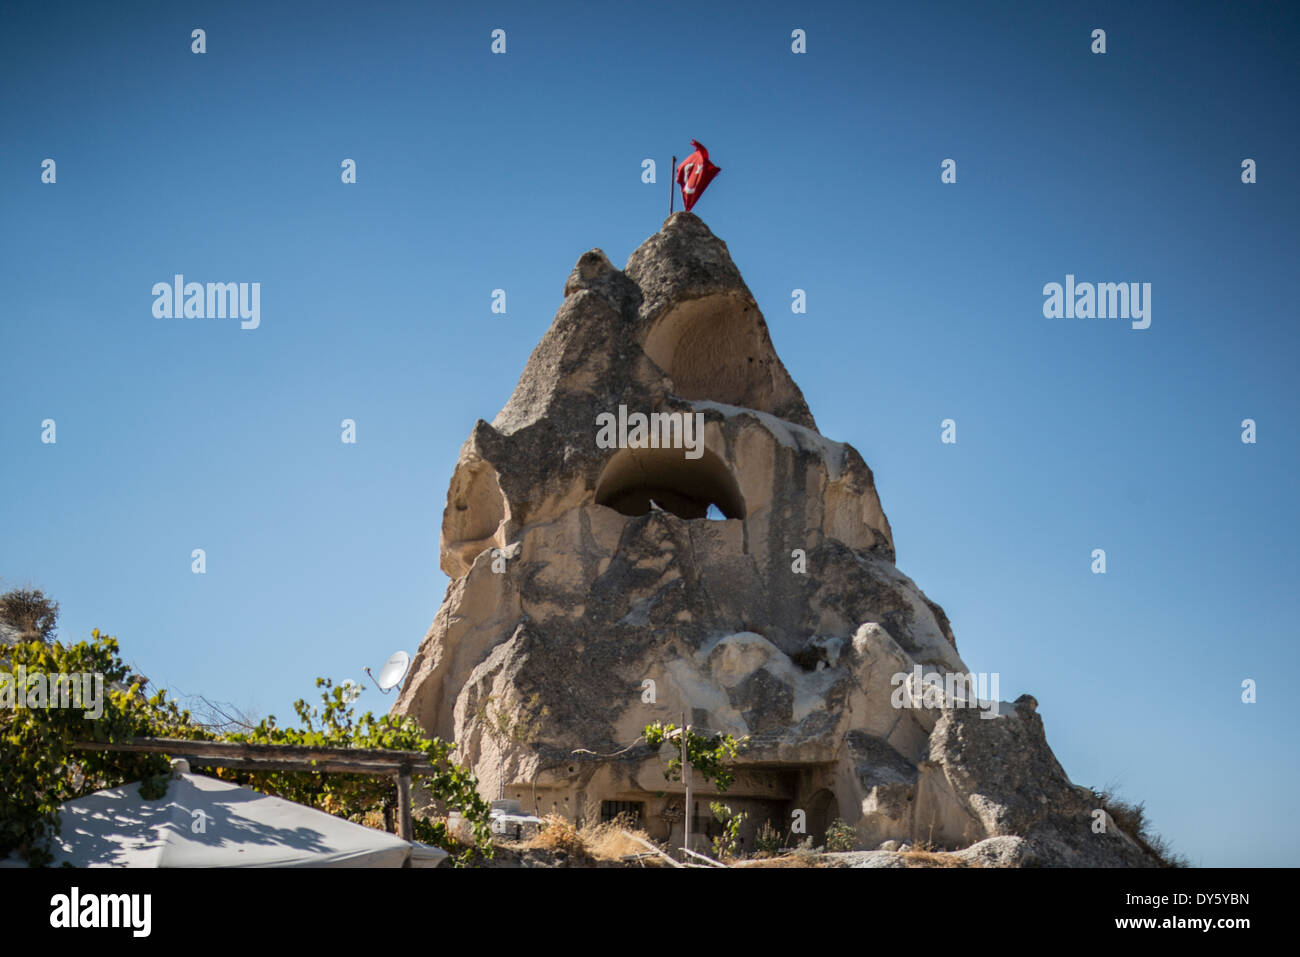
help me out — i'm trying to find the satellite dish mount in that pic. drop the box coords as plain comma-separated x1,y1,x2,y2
366,650,411,695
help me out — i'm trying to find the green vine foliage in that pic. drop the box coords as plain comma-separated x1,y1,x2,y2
1,633,493,867
0,631,203,866
643,721,748,793
217,678,493,865
710,802,746,861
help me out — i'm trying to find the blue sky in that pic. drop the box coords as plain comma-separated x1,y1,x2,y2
2,0,1296,866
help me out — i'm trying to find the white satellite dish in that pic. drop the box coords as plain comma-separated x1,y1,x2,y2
369,651,410,694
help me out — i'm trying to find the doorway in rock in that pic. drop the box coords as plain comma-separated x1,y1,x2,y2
804,788,841,846
595,446,745,521
800,790,842,842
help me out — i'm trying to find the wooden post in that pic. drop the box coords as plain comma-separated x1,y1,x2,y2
681,711,691,857
669,156,676,215
396,766,413,841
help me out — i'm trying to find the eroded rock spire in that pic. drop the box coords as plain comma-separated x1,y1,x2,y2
393,213,1157,866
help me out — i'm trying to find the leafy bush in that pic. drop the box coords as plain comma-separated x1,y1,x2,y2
1,632,493,866
825,817,857,852
0,631,201,866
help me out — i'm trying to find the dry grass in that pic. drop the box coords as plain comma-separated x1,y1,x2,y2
584,820,656,861
743,848,971,868
735,852,838,868
898,849,968,868
1092,786,1189,867
0,585,58,642
528,814,588,857
895,834,974,867
524,813,660,864
519,820,979,869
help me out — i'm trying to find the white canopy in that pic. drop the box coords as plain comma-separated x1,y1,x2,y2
2,770,448,868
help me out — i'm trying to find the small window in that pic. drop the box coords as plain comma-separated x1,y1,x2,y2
601,800,645,825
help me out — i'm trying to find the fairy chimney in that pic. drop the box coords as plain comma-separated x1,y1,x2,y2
393,212,1158,866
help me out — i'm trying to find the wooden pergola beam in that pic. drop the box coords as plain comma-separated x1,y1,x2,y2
72,738,430,842
75,737,429,767
175,755,434,777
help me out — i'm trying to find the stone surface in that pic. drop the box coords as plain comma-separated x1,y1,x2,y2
392,212,1159,867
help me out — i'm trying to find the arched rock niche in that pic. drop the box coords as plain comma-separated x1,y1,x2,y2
643,293,790,414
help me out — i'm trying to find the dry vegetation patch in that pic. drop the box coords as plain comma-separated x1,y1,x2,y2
523,813,663,865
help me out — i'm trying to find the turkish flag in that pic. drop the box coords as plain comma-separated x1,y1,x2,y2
676,140,720,212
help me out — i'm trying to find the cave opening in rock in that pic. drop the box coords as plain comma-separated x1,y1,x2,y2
801,788,841,846
642,294,780,414
595,446,745,521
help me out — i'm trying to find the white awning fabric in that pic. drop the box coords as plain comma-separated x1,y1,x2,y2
2,771,448,868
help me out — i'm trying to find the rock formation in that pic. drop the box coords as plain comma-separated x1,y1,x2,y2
393,212,1157,867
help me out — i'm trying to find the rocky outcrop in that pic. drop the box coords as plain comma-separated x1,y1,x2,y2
393,212,1159,867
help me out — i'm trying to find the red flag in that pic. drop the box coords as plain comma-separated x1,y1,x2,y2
675,140,721,212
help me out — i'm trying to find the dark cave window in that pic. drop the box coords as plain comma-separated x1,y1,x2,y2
595,446,745,521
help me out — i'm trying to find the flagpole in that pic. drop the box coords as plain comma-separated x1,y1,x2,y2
669,155,676,215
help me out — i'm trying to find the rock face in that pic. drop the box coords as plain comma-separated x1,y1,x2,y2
393,212,1157,867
